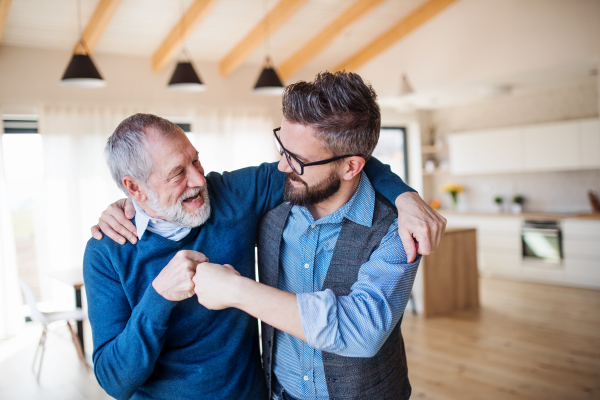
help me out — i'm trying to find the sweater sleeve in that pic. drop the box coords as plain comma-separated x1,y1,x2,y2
363,157,416,204
83,241,177,400
209,162,285,217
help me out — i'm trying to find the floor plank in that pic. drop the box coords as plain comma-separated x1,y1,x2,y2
403,277,600,400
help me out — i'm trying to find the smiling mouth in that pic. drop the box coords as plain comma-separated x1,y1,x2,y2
182,192,203,203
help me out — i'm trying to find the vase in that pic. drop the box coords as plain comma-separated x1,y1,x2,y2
450,192,458,211
512,203,522,214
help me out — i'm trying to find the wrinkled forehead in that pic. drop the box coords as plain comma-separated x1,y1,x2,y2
145,128,198,175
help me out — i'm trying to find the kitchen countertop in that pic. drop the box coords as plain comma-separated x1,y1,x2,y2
438,211,600,220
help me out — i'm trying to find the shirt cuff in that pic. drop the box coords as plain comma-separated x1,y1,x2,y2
137,284,178,326
297,289,338,351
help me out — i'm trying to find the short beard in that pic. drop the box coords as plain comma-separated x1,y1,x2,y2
283,169,341,207
146,184,211,228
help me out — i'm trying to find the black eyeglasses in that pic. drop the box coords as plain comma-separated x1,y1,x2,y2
273,127,364,176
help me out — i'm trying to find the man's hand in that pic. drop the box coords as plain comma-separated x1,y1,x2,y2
91,198,138,245
153,250,209,301
395,192,447,262
193,262,241,310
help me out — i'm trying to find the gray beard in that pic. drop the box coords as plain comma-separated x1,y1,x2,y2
145,184,211,228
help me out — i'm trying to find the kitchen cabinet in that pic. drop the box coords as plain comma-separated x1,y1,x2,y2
448,128,524,174
442,212,600,289
448,119,600,175
581,120,600,168
522,122,580,171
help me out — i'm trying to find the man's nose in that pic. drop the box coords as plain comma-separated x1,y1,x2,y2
278,156,292,173
188,167,207,187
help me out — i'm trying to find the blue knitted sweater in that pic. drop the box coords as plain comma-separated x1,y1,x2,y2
83,160,411,400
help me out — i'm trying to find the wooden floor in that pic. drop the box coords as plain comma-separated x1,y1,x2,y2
402,277,600,400
1,277,598,399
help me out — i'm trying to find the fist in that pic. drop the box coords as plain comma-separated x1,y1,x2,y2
152,250,208,301
193,262,241,310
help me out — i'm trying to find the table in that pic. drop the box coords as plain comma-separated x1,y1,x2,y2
47,269,86,352
421,228,480,317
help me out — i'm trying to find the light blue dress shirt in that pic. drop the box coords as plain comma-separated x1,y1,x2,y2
272,172,420,400
132,199,191,241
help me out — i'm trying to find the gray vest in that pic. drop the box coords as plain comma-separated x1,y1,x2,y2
257,193,411,400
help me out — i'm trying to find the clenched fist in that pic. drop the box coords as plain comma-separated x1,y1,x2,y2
193,262,241,310
153,250,208,301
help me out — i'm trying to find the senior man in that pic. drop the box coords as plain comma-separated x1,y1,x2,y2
193,72,418,400
86,116,444,398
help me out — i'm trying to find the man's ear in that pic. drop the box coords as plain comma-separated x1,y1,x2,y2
123,176,147,202
342,156,366,181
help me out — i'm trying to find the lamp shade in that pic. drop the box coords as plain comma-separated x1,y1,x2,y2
60,54,106,88
168,62,206,92
253,66,284,95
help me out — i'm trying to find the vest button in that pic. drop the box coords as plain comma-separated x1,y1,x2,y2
267,357,270,363
268,341,271,347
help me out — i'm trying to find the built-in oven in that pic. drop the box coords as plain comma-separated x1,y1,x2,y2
521,220,563,264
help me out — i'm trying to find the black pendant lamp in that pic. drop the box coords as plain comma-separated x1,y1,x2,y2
253,0,284,95
253,56,284,95
60,0,105,88
61,51,106,88
167,0,205,92
168,52,205,92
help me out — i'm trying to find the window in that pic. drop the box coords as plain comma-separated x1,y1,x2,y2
372,127,408,183
2,117,44,300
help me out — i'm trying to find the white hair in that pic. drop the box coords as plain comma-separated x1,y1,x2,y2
105,113,180,195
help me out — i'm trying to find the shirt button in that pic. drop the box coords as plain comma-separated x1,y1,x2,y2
310,224,316,228
303,375,309,381
304,263,309,269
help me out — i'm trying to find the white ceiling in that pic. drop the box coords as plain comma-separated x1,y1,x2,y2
1,0,428,71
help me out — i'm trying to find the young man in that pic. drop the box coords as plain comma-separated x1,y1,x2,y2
192,72,419,400
86,109,444,398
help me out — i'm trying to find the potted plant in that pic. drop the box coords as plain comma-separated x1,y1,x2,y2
512,195,525,214
494,196,503,213
441,183,464,211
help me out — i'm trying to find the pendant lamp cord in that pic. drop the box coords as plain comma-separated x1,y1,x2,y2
262,0,272,67
180,0,188,62
76,0,91,55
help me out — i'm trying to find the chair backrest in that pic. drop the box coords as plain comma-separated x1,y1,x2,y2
18,278,48,324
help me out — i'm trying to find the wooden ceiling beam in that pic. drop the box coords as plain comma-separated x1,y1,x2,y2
334,0,459,72
219,0,309,78
0,0,12,42
279,0,385,80
152,0,220,73
73,0,123,54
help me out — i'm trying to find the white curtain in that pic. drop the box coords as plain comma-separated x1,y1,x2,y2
190,110,278,173
0,126,24,338
36,106,130,306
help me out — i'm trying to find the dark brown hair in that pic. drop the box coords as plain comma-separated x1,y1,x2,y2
282,71,380,159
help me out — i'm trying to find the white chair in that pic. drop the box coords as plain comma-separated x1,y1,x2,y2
18,278,89,381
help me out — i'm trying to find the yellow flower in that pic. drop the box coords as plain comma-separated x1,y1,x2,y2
440,183,464,194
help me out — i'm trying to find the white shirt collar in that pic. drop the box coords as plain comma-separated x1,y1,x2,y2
132,199,192,241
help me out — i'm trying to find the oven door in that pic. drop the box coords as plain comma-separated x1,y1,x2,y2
522,222,563,264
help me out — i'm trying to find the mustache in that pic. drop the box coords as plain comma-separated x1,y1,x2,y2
178,187,203,203
286,172,306,185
